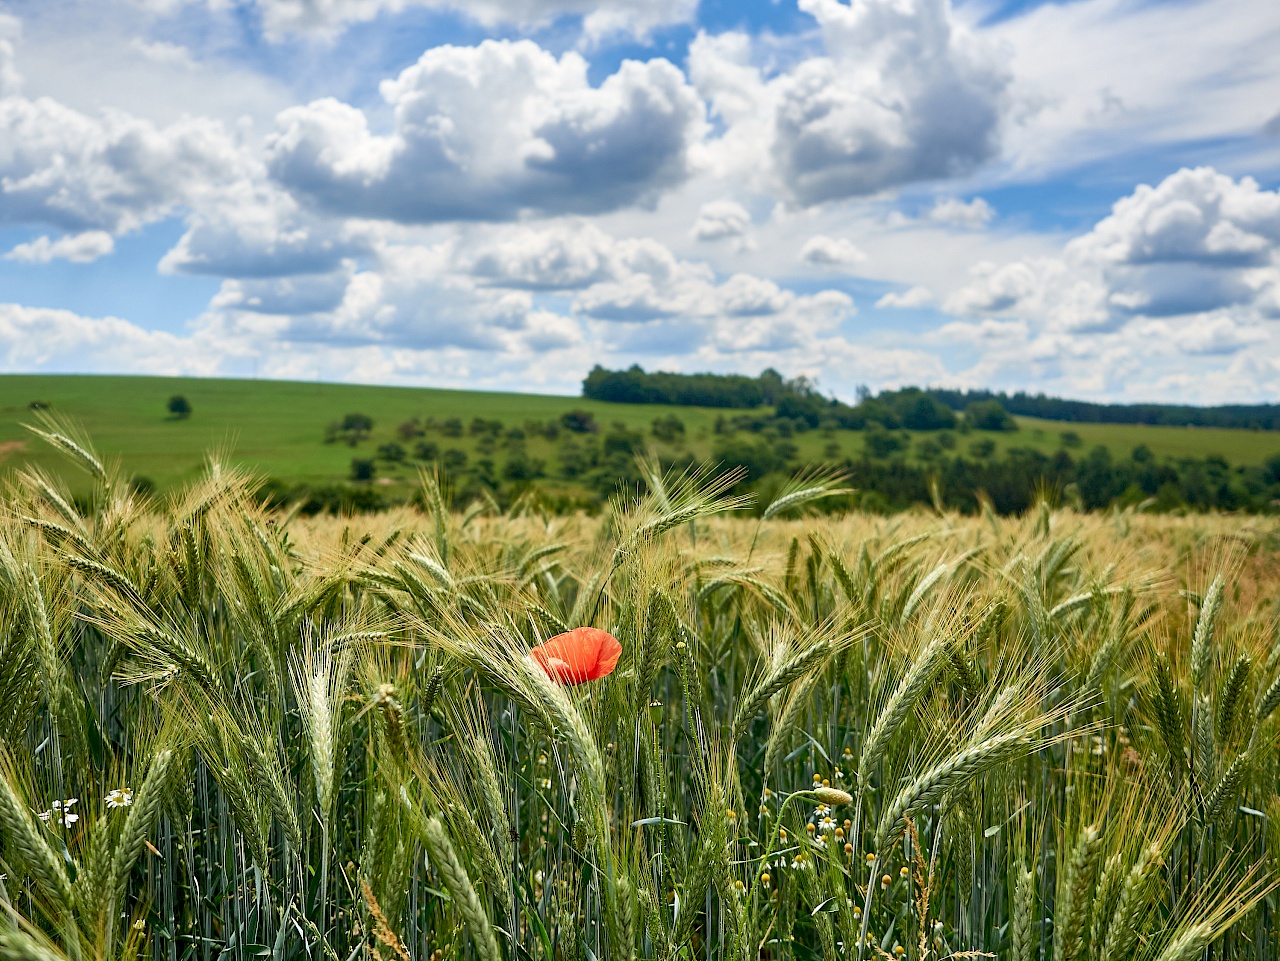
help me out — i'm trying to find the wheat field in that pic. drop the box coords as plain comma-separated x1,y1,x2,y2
2,420,1280,961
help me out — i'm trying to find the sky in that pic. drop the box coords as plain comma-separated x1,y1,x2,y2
0,0,1278,403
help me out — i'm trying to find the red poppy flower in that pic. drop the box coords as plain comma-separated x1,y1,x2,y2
530,627,622,685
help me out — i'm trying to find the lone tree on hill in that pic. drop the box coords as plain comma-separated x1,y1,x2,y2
167,395,192,419
325,413,375,446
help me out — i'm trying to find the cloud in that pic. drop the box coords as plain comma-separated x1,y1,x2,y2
1068,167,1280,269
222,0,697,42
989,0,1280,178
717,273,794,316
210,268,356,315
448,221,858,355
691,200,752,242
0,91,244,234
268,40,704,224
928,197,994,228
690,0,1010,206
935,317,1029,342
0,302,227,373
159,181,374,278
943,167,1280,330
0,15,21,97
875,285,932,308
5,230,114,263
128,38,195,67
1168,314,1268,355
799,234,867,268
462,222,618,290
944,259,1058,316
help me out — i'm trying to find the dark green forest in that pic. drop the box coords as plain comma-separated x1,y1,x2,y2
584,364,1280,430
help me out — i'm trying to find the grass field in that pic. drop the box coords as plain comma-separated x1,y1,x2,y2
0,375,1277,495
2,442,1279,961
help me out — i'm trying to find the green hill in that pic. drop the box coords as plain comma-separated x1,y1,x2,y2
1,374,1277,512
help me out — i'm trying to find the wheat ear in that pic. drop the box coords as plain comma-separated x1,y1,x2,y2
874,731,1033,851
1154,923,1214,961
732,639,830,740
1054,824,1102,961
423,816,502,961
0,750,72,906
1190,574,1223,688
1100,844,1161,961
1010,866,1036,961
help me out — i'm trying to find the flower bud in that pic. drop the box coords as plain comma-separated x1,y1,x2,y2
814,786,853,806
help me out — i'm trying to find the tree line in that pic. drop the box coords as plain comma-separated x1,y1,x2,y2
583,364,1280,431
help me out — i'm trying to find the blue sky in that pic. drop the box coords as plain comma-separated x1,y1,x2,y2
0,0,1277,402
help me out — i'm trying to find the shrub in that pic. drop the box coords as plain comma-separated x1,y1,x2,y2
651,414,686,442
397,419,425,440
560,410,599,434
966,399,1017,432
377,442,406,462
865,428,906,458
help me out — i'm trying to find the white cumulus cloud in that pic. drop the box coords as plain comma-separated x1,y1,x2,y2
876,285,933,308
267,40,704,224
928,197,994,228
214,0,697,42
5,230,114,263
799,235,867,268
943,167,1280,331
691,0,1009,206
0,92,245,234
0,302,228,373
691,200,752,242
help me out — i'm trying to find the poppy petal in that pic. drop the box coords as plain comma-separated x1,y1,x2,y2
588,631,622,680
531,627,621,685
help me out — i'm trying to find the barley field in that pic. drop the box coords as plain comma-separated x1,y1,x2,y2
4,421,1280,961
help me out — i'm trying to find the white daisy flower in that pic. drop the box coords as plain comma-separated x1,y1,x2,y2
105,788,134,809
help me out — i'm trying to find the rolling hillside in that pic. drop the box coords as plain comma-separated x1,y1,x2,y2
1,374,1277,508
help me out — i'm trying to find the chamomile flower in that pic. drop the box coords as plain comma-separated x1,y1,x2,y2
105,788,134,809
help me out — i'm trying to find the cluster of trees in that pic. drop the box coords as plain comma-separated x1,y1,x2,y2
584,366,1280,433
841,446,1280,515
714,386,1016,434
276,433,1280,517
288,403,1280,517
583,365,806,408
888,388,1280,430
582,366,1018,433
291,371,1280,516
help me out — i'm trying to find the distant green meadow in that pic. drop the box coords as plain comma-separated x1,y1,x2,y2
0,374,1277,497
